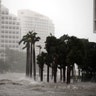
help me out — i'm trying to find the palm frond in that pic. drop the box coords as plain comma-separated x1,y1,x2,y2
22,45,27,49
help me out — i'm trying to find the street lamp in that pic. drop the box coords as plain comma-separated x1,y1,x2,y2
37,45,42,55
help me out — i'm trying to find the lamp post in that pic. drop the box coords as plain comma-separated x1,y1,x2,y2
37,45,42,55
37,45,42,77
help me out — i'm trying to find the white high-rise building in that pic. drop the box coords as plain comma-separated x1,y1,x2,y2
18,10,54,53
0,0,1,34
0,5,20,51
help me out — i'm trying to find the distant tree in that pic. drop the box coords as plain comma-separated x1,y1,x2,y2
37,52,46,81
0,59,10,73
66,36,85,84
60,34,70,83
57,38,67,82
45,35,56,82
5,48,26,72
45,34,59,83
82,41,96,81
37,33,96,83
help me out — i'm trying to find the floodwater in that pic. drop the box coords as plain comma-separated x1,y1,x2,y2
0,73,96,96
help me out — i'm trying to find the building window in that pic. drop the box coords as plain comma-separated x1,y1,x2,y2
6,17,8,19
9,31,11,33
13,41,15,43
16,41,18,43
1,31,4,33
1,26,4,28
1,17,4,19
9,45,11,47
5,40,8,43
1,45,4,47
5,11,8,15
9,17,12,19
5,35,8,38
1,11,8,15
9,41,11,43
9,26,12,29
16,32,18,34
9,22,12,24
16,46,18,48
5,31,8,33
5,21,8,24
1,40,4,42
6,26,8,29
2,21,4,24
13,17,16,20
1,11,4,14
13,36,15,38
13,31,15,34
13,45,15,48
16,27,19,29
16,36,19,39
1,35,4,38
9,36,11,38
13,22,15,25
17,22,19,25
13,27,15,29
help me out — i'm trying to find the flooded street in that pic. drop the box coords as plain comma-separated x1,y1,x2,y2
0,73,96,96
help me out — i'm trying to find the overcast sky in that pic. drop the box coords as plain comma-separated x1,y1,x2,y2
2,0,96,42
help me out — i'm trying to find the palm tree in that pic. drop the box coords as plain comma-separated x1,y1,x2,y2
32,32,40,80
28,31,34,77
19,34,31,77
19,31,40,79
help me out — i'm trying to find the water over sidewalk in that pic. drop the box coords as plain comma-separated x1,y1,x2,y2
0,73,96,96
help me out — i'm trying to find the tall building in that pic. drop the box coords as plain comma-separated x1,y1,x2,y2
0,5,20,51
94,0,96,33
18,10,54,53
0,0,54,57
0,0,1,34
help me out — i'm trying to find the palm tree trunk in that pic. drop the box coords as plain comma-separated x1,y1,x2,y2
38,63,40,78
67,65,71,84
63,66,66,82
51,66,54,79
26,48,28,76
71,66,74,77
60,68,62,82
33,43,36,80
54,56,58,83
26,43,30,77
47,64,49,82
54,66,57,83
78,68,81,78
40,67,43,81
30,43,33,77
